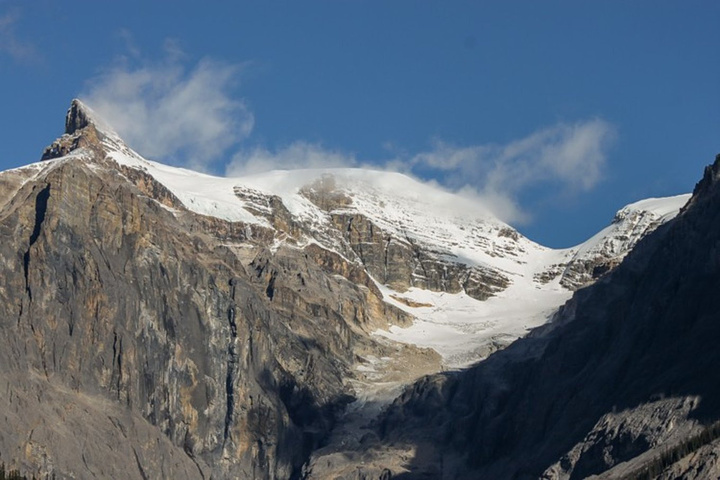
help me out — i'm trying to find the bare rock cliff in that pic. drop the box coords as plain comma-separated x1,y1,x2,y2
0,101,419,479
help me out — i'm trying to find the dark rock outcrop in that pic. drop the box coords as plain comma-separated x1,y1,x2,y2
297,195,511,301
41,100,105,161
65,98,93,135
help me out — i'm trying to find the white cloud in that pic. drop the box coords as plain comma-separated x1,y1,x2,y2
406,119,616,223
0,10,37,62
484,119,612,192
227,141,357,176
224,119,614,224
81,52,253,171
81,42,613,224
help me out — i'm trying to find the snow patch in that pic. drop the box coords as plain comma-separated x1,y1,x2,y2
373,264,572,368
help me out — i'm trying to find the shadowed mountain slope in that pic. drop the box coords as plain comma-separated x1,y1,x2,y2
373,154,720,479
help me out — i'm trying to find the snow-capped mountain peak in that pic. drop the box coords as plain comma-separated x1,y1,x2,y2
559,193,691,289
11,100,690,367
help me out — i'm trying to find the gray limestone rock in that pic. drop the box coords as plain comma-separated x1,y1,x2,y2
0,99,698,480
0,101,422,479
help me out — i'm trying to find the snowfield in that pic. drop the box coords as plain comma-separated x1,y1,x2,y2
104,145,690,366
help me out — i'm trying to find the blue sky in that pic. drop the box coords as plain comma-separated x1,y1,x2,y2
1,1,718,247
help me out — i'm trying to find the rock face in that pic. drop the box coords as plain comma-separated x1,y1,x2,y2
41,100,104,161
371,154,720,478
232,175,512,301
322,211,510,300
0,101,424,479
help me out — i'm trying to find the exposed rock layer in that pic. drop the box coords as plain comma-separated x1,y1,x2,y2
0,103,423,479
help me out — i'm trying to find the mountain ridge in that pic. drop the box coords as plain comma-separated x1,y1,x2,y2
30,100,690,367
353,153,720,479
0,100,694,479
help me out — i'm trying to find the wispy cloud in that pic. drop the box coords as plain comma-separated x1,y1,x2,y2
81,44,253,171
79,37,613,224
402,119,615,222
0,10,38,62
225,119,615,224
227,141,357,176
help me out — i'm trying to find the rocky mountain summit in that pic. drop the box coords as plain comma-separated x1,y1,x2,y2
0,100,691,479
0,101,414,479
558,194,690,289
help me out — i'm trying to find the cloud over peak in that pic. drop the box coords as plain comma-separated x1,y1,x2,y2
227,141,358,176
224,118,615,224
406,119,616,223
81,54,253,171
79,40,614,225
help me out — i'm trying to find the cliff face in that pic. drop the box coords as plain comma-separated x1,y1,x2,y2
233,172,512,302
374,154,720,479
320,209,510,301
0,102,423,479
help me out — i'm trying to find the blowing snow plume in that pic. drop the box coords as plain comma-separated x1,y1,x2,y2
81,55,253,172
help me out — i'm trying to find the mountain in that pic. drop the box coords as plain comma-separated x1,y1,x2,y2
0,100,689,479
559,194,690,290
340,155,720,479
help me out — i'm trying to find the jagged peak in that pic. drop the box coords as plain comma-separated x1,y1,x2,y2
64,99,94,135
65,99,118,138
693,153,720,197
41,99,122,161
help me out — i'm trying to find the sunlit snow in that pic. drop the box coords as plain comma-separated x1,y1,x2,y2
7,109,690,369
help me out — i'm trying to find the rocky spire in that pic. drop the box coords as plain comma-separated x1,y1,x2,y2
64,99,93,135
41,99,107,161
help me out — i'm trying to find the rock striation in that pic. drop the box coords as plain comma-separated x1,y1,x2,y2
0,101,423,479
